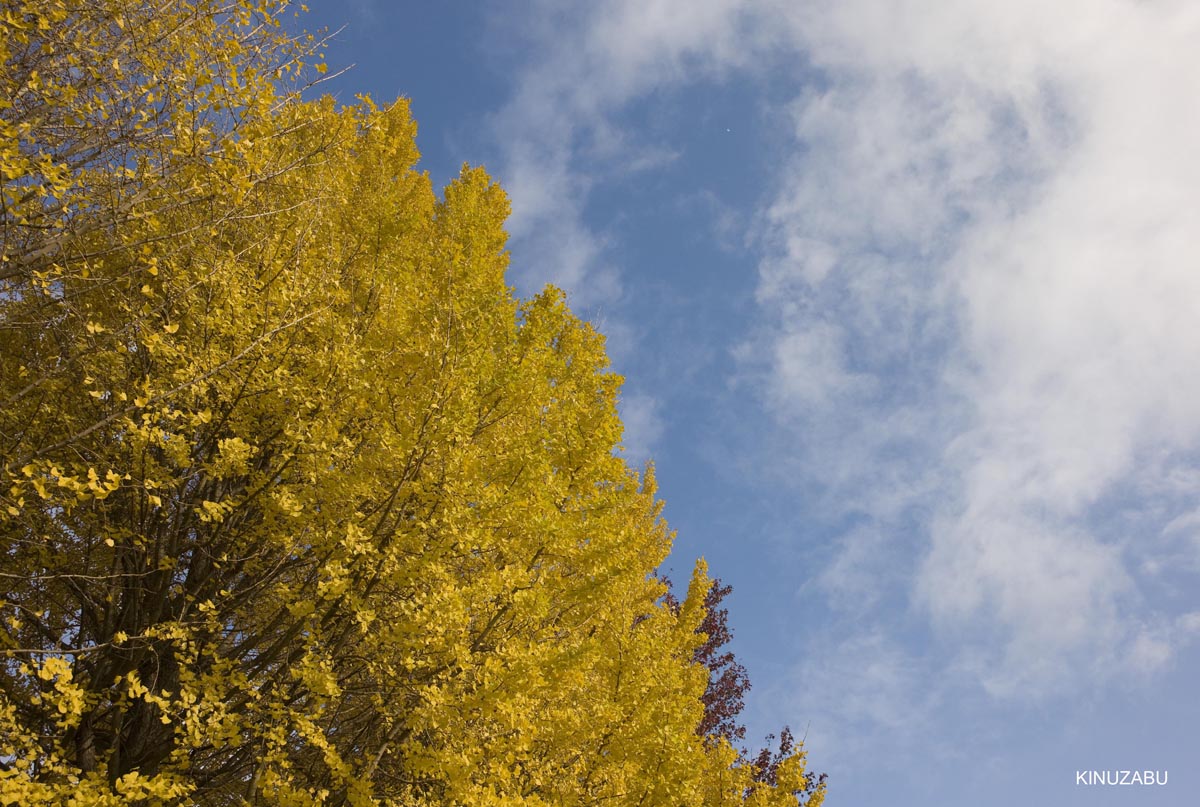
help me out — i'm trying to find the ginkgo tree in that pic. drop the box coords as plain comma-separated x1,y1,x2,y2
0,2,825,805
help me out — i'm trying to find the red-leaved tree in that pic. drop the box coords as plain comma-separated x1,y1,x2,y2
662,575,826,802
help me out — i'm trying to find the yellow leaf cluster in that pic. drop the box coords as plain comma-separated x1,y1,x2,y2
0,3,823,806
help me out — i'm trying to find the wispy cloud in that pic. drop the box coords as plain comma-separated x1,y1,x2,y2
761,630,945,779
618,392,666,466
483,0,757,305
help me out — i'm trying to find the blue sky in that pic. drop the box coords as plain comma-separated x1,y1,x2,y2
298,2,1200,804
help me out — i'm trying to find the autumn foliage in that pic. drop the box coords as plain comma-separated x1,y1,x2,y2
0,2,824,805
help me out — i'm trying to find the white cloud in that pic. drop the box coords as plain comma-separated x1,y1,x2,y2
753,0,1200,692
768,323,872,410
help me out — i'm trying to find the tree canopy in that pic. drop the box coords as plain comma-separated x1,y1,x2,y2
0,2,824,805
